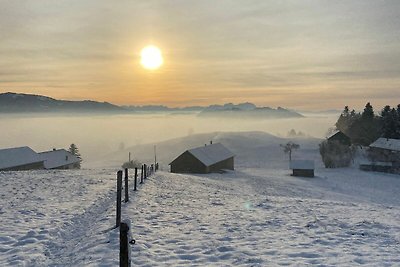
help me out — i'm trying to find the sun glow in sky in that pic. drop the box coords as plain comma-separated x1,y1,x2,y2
0,1,400,109
140,45,163,70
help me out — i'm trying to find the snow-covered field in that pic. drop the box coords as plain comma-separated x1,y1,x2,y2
1,132,400,266
0,169,119,266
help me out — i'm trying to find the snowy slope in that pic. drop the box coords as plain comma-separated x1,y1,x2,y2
1,132,399,266
125,169,400,266
0,169,119,266
91,131,320,169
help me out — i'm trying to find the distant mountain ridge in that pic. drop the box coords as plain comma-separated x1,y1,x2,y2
0,92,303,118
0,92,123,113
198,102,303,118
122,104,203,112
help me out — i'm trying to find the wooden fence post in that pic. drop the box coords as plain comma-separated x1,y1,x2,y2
120,221,131,267
144,164,147,179
124,168,129,203
140,165,144,184
134,167,137,191
116,170,122,228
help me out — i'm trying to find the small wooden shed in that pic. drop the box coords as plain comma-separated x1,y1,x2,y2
169,143,235,174
290,160,315,177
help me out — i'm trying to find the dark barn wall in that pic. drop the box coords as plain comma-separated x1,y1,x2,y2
359,164,392,173
328,132,351,146
170,151,207,173
292,169,314,177
369,147,400,163
0,161,45,171
52,163,77,170
209,157,234,172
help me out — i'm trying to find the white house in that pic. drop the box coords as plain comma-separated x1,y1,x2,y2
0,146,44,171
39,149,80,169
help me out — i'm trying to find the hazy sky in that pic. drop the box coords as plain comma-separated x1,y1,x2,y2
1,0,399,110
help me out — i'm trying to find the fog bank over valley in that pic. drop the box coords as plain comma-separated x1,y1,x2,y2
0,113,337,166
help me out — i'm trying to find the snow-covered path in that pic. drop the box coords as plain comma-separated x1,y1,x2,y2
128,170,400,266
0,170,118,266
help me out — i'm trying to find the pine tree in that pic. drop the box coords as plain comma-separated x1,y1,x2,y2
336,106,351,134
397,104,400,138
68,143,82,169
381,105,393,138
362,102,374,120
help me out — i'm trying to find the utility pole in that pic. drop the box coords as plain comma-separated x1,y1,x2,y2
154,145,157,169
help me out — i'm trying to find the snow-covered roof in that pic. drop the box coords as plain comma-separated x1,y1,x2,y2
290,160,314,170
327,130,350,140
185,143,235,167
369,138,400,152
0,146,43,170
39,149,80,169
326,130,340,139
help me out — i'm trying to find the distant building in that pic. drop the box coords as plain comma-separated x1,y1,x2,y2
0,146,44,171
327,131,351,146
362,138,400,174
169,143,235,173
290,160,315,177
39,149,80,169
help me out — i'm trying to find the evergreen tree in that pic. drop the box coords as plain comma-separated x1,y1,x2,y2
68,143,82,168
397,104,400,138
336,106,351,134
334,102,400,146
362,102,374,120
350,102,380,145
381,105,391,117
381,105,394,138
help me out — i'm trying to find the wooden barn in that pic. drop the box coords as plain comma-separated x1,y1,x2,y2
0,146,44,171
169,143,235,174
39,149,80,169
290,160,315,177
327,131,351,146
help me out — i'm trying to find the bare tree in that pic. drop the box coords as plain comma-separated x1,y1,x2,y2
280,142,300,161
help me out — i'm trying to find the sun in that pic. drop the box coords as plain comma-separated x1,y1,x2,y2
140,45,163,70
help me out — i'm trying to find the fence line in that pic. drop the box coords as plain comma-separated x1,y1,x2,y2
115,162,158,266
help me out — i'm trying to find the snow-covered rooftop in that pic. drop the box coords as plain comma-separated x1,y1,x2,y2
326,130,340,139
369,138,400,152
290,160,314,170
187,143,235,166
0,146,43,170
39,149,80,169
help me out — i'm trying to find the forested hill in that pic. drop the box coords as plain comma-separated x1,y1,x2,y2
0,92,124,113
